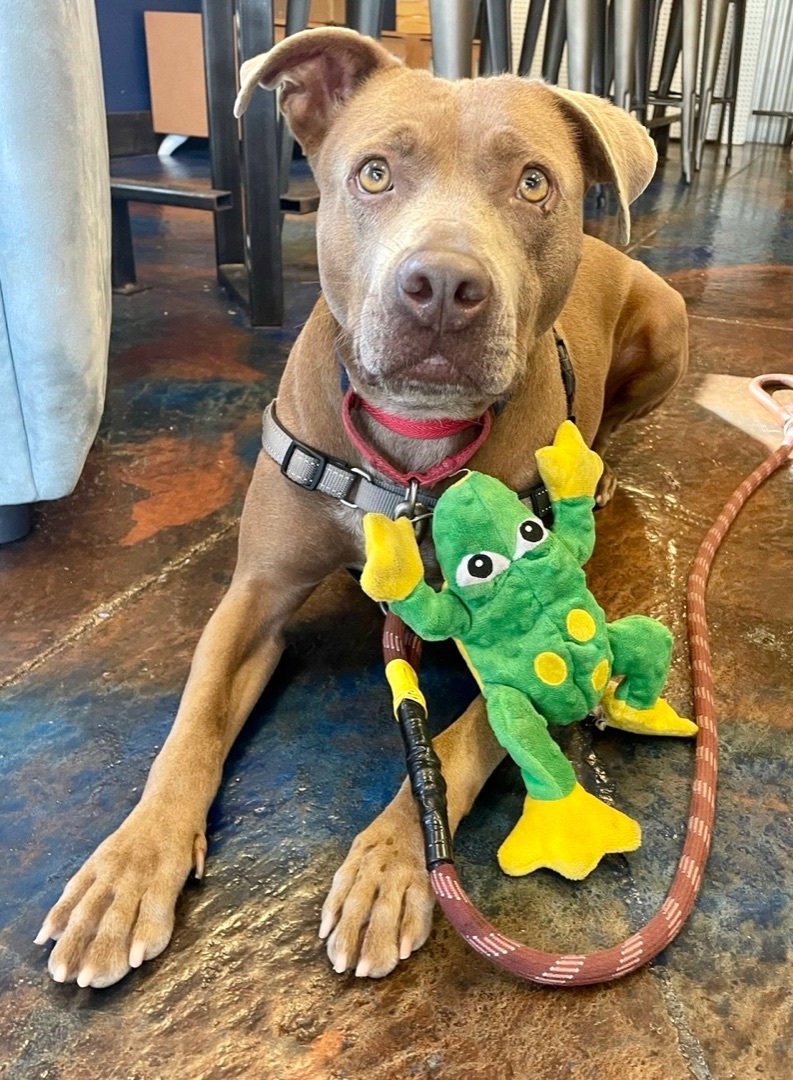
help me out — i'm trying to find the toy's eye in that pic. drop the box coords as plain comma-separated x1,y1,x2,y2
514,517,548,557
456,551,511,587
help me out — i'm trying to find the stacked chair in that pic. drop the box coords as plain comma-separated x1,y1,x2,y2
425,0,749,184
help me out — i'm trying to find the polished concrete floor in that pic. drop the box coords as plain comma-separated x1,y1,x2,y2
1,143,792,1080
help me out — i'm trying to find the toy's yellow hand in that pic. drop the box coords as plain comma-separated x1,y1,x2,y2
535,421,604,502
361,514,424,603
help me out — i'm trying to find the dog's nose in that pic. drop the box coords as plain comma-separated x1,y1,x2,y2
396,250,491,332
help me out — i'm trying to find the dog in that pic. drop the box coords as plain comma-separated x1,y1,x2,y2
35,28,687,987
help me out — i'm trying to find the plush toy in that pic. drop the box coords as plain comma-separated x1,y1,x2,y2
361,421,696,880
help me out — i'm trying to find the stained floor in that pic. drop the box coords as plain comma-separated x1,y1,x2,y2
1,142,792,1080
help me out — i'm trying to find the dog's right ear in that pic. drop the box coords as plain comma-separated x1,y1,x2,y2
234,28,401,156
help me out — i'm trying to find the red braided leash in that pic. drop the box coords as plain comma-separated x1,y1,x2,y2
388,439,792,985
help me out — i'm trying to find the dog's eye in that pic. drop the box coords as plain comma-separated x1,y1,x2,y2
357,158,392,194
455,551,511,587
517,167,550,204
514,517,548,557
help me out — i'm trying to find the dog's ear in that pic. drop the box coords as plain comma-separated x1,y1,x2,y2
548,87,657,245
234,28,401,156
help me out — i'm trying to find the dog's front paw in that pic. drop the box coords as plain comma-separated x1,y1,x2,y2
35,805,205,988
319,794,434,978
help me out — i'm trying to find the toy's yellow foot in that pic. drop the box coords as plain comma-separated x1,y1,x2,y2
601,686,698,737
360,514,423,603
497,782,641,880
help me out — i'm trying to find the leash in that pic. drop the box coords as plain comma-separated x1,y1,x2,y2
384,374,793,985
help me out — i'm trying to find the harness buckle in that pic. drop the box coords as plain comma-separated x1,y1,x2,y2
280,442,326,491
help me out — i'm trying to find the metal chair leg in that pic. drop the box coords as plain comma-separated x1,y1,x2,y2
518,0,547,76
722,0,746,165
566,0,599,93
681,0,703,183
604,0,615,98
592,0,608,96
237,0,284,326
725,1,746,163
345,0,386,38
202,0,245,273
613,0,640,111
0,503,32,544
634,0,652,120
650,0,683,161
278,0,311,194
111,198,136,291
484,0,511,74
542,0,567,83
694,0,730,171
428,0,477,78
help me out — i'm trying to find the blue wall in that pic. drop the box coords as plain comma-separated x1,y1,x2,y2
97,0,201,113
97,1,399,114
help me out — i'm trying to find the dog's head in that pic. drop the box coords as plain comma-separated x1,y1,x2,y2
236,29,656,418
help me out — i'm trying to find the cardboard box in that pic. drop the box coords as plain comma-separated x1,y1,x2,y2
145,11,208,137
144,9,450,139
396,1,431,36
274,1,345,22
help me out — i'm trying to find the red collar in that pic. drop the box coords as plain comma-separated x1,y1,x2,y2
341,390,493,487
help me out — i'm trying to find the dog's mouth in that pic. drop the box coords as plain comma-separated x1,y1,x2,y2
353,340,511,393
390,352,472,385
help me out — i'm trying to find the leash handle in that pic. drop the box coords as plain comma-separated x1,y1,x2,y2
382,435,792,985
383,639,454,870
396,697,454,870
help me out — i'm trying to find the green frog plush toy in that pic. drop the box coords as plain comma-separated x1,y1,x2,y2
361,421,696,881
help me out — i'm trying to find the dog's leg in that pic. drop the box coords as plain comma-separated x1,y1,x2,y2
594,273,688,506
36,456,351,988
320,695,506,977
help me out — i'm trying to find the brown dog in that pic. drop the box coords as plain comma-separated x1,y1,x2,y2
35,29,686,987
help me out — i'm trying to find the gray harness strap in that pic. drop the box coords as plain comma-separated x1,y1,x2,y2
262,399,428,517
261,399,556,526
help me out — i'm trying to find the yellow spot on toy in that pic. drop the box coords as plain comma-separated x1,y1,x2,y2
591,658,611,692
534,651,568,686
567,608,596,641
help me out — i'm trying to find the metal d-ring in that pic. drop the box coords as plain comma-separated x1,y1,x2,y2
394,478,431,544
394,478,421,522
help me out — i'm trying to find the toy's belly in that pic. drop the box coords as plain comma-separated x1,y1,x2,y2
461,605,611,724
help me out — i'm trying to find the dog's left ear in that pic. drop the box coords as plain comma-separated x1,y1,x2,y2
548,87,657,245
234,27,401,156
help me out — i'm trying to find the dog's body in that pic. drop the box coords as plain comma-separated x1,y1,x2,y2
37,30,687,987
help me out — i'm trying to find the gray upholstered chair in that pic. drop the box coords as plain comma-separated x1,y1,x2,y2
0,0,111,542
